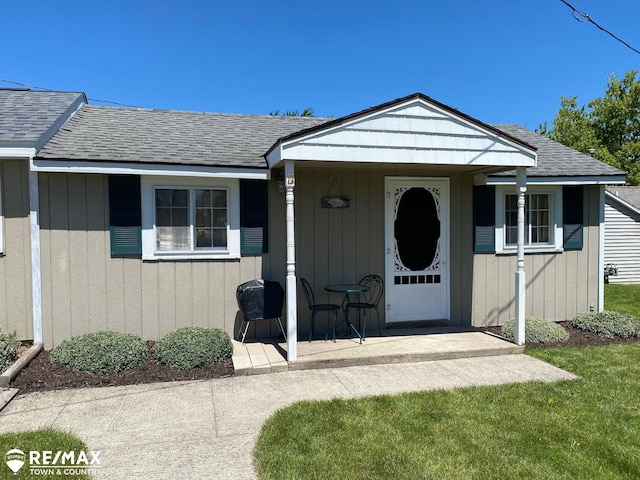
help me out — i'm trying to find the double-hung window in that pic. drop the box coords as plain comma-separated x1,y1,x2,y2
155,188,228,252
495,186,563,253
141,176,240,260
504,193,552,246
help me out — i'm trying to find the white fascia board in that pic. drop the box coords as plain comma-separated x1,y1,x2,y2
485,175,627,186
0,147,36,159
265,144,282,168
605,189,640,216
30,159,270,180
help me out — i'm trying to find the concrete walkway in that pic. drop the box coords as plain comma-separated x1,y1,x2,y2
0,355,577,479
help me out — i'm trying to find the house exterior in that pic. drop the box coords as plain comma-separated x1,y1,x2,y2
0,89,625,359
605,187,640,283
0,89,86,345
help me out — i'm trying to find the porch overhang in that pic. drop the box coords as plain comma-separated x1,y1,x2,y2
266,94,537,170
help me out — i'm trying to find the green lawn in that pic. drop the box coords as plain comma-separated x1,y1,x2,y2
605,283,640,318
255,346,640,479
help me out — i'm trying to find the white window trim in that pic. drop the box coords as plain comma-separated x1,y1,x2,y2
495,185,563,254
141,176,240,260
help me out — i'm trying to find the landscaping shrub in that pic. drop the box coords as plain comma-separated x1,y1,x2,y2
152,327,232,370
501,317,569,343
0,330,20,373
571,310,640,339
50,331,148,374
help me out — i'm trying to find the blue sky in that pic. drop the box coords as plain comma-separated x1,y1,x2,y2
2,1,638,129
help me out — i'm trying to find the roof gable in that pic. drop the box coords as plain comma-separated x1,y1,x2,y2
0,89,86,151
266,93,537,169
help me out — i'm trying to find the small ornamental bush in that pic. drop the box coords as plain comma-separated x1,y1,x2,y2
501,317,569,344
50,331,148,374
152,327,233,370
571,311,640,339
0,330,20,373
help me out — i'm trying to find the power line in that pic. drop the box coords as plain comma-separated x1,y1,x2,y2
0,78,140,108
559,0,640,56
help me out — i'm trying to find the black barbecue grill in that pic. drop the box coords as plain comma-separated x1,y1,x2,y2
236,279,287,343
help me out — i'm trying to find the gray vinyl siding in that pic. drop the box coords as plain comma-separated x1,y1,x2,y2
472,185,601,325
39,172,264,349
0,160,33,340
604,199,640,284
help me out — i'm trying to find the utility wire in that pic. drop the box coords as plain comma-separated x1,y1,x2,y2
559,0,640,55
0,78,140,108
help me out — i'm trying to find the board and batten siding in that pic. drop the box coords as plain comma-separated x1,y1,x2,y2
288,165,473,336
472,185,601,325
38,172,264,349
0,160,33,340
604,199,640,284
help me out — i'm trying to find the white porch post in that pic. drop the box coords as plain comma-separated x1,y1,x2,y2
284,160,298,362
514,167,527,345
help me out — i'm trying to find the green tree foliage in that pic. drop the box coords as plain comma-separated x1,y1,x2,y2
540,70,640,185
269,107,315,117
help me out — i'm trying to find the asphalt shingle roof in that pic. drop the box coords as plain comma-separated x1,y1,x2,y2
0,89,85,145
29,91,626,179
491,124,625,179
37,104,329,168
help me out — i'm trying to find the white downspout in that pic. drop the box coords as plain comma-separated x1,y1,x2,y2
29,165,43,344
514,167,526,345
284,160,297,362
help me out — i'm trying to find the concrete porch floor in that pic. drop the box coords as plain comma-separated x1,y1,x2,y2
232,327,523,375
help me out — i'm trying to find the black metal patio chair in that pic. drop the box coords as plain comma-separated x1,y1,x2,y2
344,274,384,341
301,278,341,342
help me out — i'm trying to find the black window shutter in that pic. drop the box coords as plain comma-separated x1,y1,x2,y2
109,175,142,257
563,186,583,250
473,185,495,253
240,179,268,254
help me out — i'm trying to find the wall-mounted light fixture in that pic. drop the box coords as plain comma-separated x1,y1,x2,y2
273,168,286,193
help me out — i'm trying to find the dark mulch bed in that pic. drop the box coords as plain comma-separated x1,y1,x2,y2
8,323,640,396
485,321,640,348
11,342,234,396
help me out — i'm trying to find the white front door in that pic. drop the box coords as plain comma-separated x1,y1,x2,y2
385,177,450,323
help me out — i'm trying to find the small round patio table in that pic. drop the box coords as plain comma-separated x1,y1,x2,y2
324,284,369,343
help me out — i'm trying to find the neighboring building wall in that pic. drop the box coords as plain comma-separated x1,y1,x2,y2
38,172,264,349
472,185,601,325
0,160,33,340
604,199,640,284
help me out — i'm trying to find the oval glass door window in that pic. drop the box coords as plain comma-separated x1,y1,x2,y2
394,187,440,271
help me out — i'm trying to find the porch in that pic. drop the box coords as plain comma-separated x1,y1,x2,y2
232,327,523,375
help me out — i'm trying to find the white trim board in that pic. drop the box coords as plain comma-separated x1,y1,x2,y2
30,159,270,180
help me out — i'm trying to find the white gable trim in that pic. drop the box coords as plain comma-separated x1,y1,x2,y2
267,97,537,169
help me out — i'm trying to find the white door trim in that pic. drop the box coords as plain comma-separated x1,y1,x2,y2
384,176,450,323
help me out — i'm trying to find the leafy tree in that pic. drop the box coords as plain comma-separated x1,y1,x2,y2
540,70,640,185
269,107,315,117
